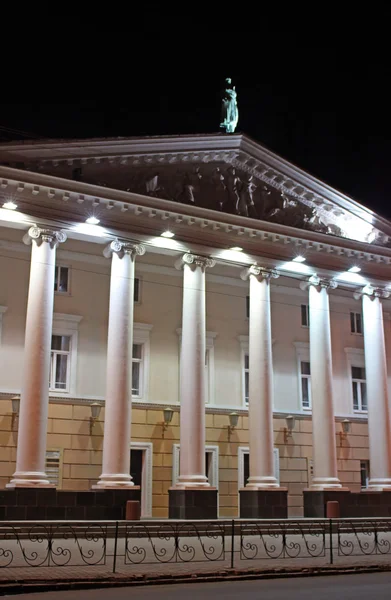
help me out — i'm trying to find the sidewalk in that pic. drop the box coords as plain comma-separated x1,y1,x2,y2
1,553,391,596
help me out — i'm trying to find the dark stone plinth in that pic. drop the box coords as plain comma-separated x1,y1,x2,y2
349,491,391,517
239,489,288,518
0,488,141,520
303,490,352,518
169,488,218,519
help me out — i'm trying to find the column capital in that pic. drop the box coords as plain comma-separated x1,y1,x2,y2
23,226,67,248
240,265,279,281
175,253,216,271
103,239,146,259
300,275,338,291
354,284,390,300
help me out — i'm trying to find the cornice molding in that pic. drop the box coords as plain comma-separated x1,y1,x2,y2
0,166,390,267
1,132,389,240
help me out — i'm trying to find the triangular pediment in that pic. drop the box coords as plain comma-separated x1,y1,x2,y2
0,133,389,247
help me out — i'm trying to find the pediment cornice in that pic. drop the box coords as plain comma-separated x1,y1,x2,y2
0,133,390,245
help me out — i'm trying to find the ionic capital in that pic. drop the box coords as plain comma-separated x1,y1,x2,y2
175,253,216,271
240,265,279,281
103,239,146,259
300,275,338,291
23,226,67,248
353,284,390,301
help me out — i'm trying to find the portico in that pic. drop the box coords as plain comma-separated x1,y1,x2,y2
0,132,390,519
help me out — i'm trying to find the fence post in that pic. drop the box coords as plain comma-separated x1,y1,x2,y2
230,520,235,569
113,521,119,573
329,519,333,565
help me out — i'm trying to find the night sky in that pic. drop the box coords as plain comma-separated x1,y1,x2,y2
1,44,390,219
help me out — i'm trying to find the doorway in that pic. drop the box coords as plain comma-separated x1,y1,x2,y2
130,442,153,518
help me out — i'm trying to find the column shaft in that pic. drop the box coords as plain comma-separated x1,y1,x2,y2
96,241,144,488
309,281,341,489
362,292,391,489
247,270,278,488
8,227,66,488
177,255,214,487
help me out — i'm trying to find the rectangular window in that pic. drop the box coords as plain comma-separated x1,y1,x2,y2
352,366,367,411
360,460,370,488
54,266,70,294
244,353,249,404
134,277,140,303
50,335,71,392
132,343,143,397
45,450,61,487
350,312,363,335
246,296,250,319
301,304,310,328
301,361,311,409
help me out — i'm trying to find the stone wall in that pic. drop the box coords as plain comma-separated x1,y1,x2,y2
0,400,369,518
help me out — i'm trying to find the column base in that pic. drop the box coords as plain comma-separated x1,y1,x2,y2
169,487,218,519
246,476,280,489
367,478,391,491
303,489,351,518
93,474,136,489
6,472,53,488
309,477,343,490
239,488,288,518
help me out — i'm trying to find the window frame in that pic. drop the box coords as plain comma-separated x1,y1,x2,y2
238,336,249,407
134,276,141,304
54,265,71,296
49,335,72,393
132,323,153,402
350,311,363,335
351,366,367,413
360,460,370,489
301,304,310,328
300,361,312,410
50,313,82,397
345,347,367,415
294,342,311,412
132,342,144,399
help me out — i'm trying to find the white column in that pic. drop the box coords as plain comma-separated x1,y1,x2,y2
8,226,66,488
96,240,145,488
306,275,341,489
361,286,391,489
175,253,215,488
243,266,279,488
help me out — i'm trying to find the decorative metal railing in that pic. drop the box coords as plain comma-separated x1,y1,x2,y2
0,518,390,572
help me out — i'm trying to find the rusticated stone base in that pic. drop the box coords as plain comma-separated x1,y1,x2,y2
304,490,391,518
168,488,218,519
0,488,141,520
239,488,288,518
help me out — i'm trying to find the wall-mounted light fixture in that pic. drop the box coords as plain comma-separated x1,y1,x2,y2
90,402,102,434
284,415,295,443
339,419,351,443
11,396,20,429
227,412,239,440
162,407,174,433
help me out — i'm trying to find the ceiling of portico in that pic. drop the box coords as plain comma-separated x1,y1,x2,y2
0,133,390,249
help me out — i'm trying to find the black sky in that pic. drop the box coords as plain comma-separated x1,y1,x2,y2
1,43,390,219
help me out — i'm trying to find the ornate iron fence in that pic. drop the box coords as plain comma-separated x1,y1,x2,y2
0,518,390,572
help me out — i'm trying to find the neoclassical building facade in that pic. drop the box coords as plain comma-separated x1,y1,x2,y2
0,133,390,518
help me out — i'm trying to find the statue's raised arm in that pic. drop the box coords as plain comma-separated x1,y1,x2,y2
220,78,239,134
